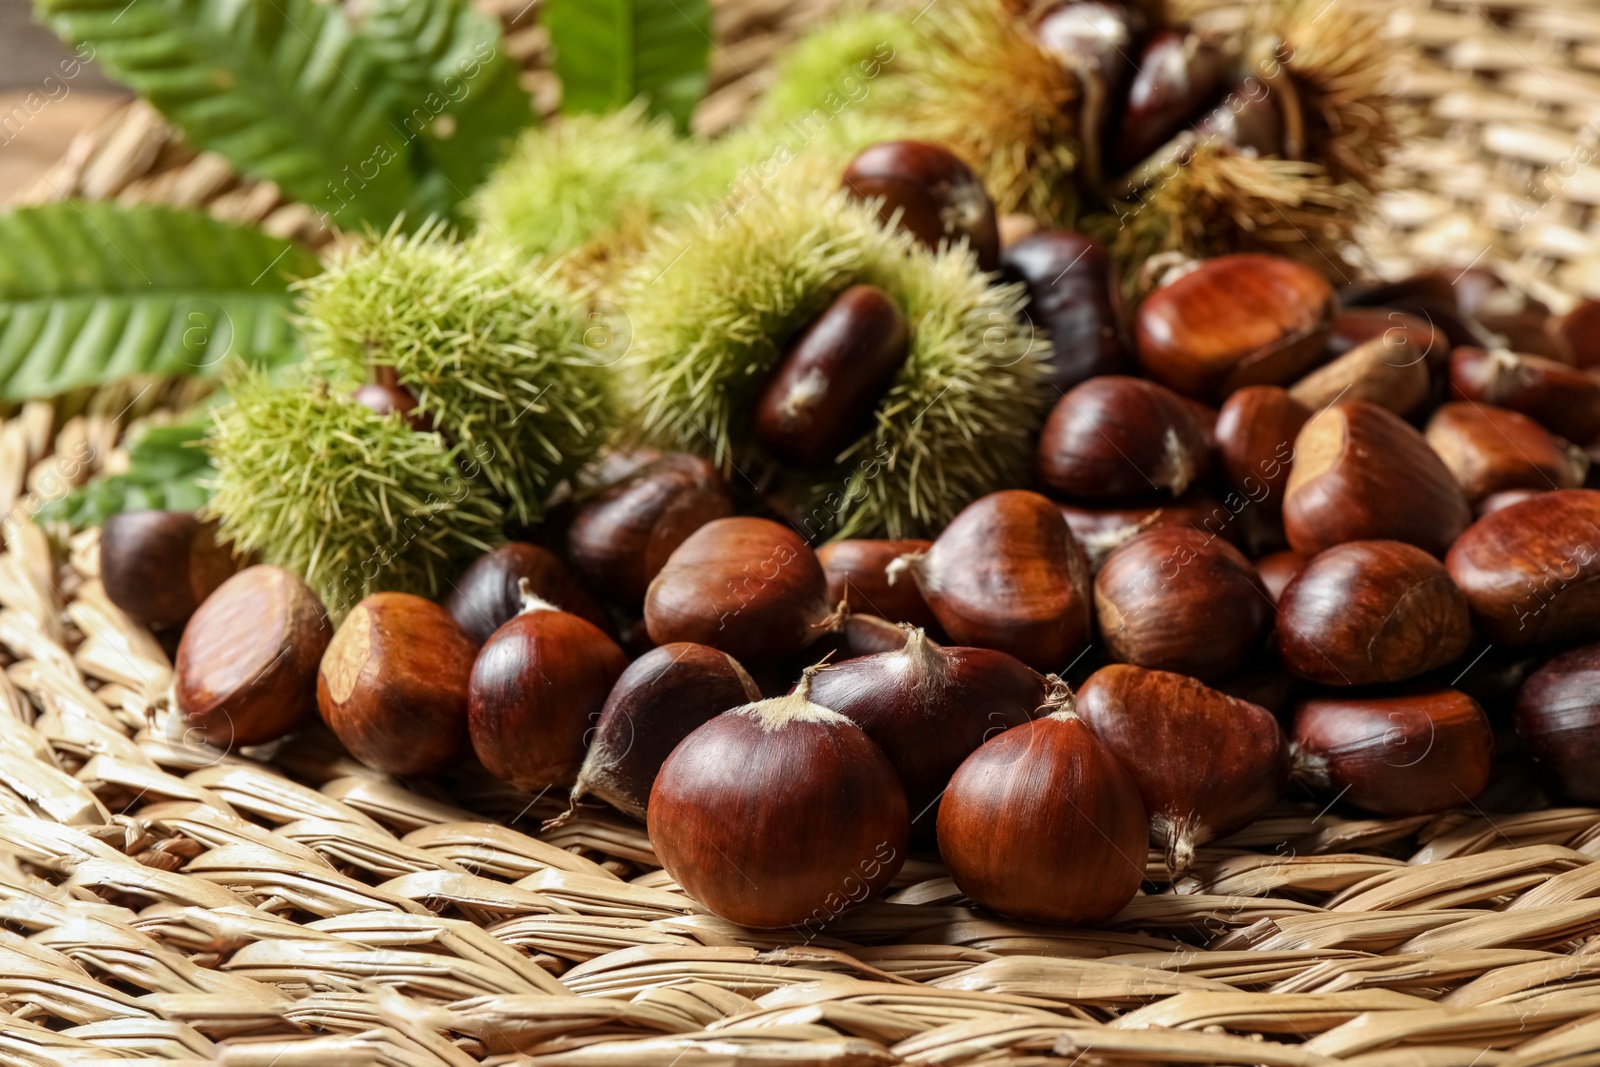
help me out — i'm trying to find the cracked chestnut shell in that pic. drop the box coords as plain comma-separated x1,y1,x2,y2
1446,489,1600,646
567,454,733,605
842,141,1000,270
1276,540,1472,686
753,285,910,470
1283,400,1471,557
1094,527,1270,682
1136,254,1336,400
1037,376,1210,500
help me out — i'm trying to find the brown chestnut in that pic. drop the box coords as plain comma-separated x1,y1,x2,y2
998,231,1129,389
1425,401,1587,503
1136,254,1337,400
816,538,939,631
469,584,629,792
937,691,1146,924
351,367,432,432
317,593,477,775
1112,30,1231,171
1445,489,1600,646
1284,400,1471,557
1193,81,1284,157
1288,333,1430,417
101,511,238,631
567,454,733,605
1214,385,1309,521
447,542,615,645
1036,376,1211,500
893,490,1091,672
1554,299,1600,369
1255,549,1309,603
1328,308,1444,367
752,285,909,470
569,642,761,821
842,141,1000,270
645,517,831,663
1094,527,1270,682
1514,644,1600,804
1077,665,1287,871
648,667,909,929
1058,490,1247,573
807,629,1046,837
1034,2,1138,135
1450,346,1600,445
1276,540,1472,686
175,565,329,748
1292,689,1494,816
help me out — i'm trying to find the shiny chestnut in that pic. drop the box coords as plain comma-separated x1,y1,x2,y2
998,231,1129,389
842,141,1000,270
1450,347,1600,445
1094,527,1270,682
567,454,733,605
1136,254,1337,400
1214,386,1308,521
1058,490,1246,573
1514,644,1600,804
1037,376,1210,500
101,511,238,631
1425,402,1586,503
447,542,615,645
816,538,939,630
1284,400,1471,557
1288,333,1430,417
1276,540,1472,686
753,285,910,470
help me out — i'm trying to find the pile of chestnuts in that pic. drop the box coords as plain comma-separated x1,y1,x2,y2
96,136,1600,935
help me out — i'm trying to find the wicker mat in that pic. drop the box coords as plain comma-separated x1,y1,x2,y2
0,447,1593,1063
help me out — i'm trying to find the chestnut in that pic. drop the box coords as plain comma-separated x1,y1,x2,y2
842,141,1000,270
1255,549,1309,603
351,367,432,432
1094,527,1270,682
1112,30,1231,170
1450,347,1600,445
1327,308,1444,367
1136,254,1337,400
1514,644,1600,804
1214,386,1309,521
937,690,1146,924
1292,689,1494,816
175,565,329,748
1283,400,1471,557
446,542,615,646
807,629,1046,837
998,231,1129,389
1077,665,1287,871
469,583,629,792
1287,334,1430,417
1478,488,1545,517
752,285,910,470
1034,2,1138,134
1445,489,1600,646
837,613,912,656
1058,490,1246,573
566,454,733,605
100,511,238,631
1276,540,1472,686
645,517,831,663
317,592,477,775
1036,376,1211,500
1554,299,1600,369
893,490,1091,672
569,642,761,821
816,538,939,631
1193,81,1284,157
648,667,909,929
1425,402,1587,503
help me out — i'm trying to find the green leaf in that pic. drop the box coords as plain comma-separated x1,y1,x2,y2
362,0,535,218
0,202,319,402
545,0,711,132
35,0,418,227
35,420,215,528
